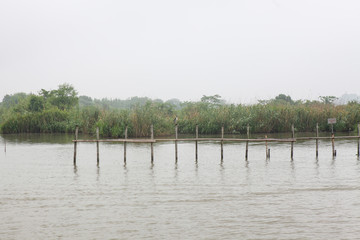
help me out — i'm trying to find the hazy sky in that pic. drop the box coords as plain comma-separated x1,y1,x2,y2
1,0,359,103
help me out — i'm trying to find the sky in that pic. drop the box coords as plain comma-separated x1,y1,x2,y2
0,0,359,103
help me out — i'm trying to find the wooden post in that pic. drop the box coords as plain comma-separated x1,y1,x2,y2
358,124,360,157
151,124,154,163
332,133,336,157
316,123,319,158
96,127,100,165
221,126,224,161
245,124,249,160
195,125,198,162
265,135,268,158
73,126,78,165
291,124,294,159
124,127,128,164
175,124,178,163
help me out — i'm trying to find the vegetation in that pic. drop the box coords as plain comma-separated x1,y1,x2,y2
1,85,360,137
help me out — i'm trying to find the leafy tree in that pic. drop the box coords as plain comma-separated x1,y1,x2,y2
28,95,45,112
39,89,52,100
79,95,94,107
319,96,337,104
201,94,225,106
165,98,182,109
274,94,294,104
49,84,78,110
2,93,28,108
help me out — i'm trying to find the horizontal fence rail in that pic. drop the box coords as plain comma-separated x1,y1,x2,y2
72,138,296,143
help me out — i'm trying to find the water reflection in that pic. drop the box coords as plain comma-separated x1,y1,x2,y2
1,133,75,144
173,163,178,183
219,163,225,184
73,165,79,181
123,164,129,185
149,162,156,191
265,157,270,166
314,158,320,179
96,166,100,182
244,160,250,169
331,157,336,166
245,160,251,184
290,160,296,180
194,162,199,181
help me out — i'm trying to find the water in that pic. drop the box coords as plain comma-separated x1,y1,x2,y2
1,134,360,239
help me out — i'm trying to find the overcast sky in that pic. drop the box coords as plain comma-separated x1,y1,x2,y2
0,0,359,103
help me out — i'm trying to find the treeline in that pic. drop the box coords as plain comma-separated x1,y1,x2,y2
1,85,360,137
0,84,78,134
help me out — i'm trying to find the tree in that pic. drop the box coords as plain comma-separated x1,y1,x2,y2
28,95,45,112
49,84,78,110
274,94,294,104
258,94,294,105
200,94,225,106
39,89,52,100
165,98,182,109
2,93,28,108
319,96,337,104
79,95,94,107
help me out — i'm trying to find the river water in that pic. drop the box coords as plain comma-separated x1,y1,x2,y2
1,133,360,239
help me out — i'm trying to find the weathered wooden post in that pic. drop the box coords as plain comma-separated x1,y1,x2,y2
332,133,336,157
175,124,178,163
124,127,128,164
316,123,319,158
265,135,269,158
195,125,199,162
73,125,78,165
291,124,295,159
358,124,360,157
327,118,336,157
245,124,250,160
151,124,154,163
221,126,224,161
96,127,100,165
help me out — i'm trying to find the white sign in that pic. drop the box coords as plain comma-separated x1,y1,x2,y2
328,118,336,124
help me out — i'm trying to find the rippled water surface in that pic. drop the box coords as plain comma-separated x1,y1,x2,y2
1,133,360,239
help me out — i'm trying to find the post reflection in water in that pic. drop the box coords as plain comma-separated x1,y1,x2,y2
96,166,100,182
173,162,178,184
290,160,296,178
1,134,360,240
194,162,199,182
73,165,79,182
314,158,320,179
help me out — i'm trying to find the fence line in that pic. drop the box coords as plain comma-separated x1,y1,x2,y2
72,123,360,165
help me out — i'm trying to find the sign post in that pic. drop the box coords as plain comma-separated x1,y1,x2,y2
328,118,337,157
328,118,336,133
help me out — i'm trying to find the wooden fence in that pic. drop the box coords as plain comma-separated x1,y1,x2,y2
72,124,360,165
